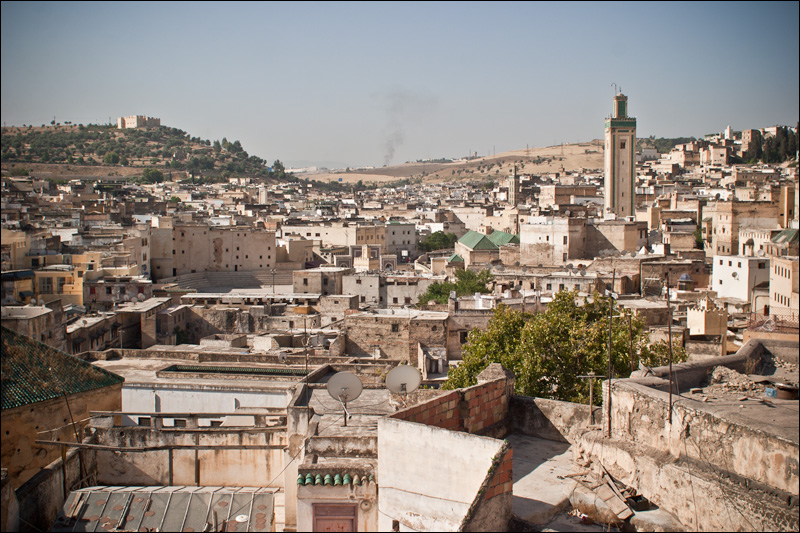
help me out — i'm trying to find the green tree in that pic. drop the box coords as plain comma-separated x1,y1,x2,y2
417,269,494,306
443,290,687,403
419,231,458,253
140,168,164,184
103,151,120,165
169,196,181,203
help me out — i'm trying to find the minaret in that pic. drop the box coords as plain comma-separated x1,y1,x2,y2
604,92,636,218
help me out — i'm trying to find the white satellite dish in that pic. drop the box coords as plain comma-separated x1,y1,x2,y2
385,366,422,395
277,352,287,364
137,293,146,301
326,372,363,426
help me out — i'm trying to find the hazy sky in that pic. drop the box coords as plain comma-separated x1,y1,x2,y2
2,1,798,169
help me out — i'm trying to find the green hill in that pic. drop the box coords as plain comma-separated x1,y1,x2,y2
0,123,287,183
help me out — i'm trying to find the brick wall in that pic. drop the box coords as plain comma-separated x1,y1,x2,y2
390,370,512,435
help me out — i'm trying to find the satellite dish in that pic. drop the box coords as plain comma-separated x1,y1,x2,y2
385,365,422,395
756,249,765,257
277,352,287,364
327,372,363,402
137,293,146,301
327,372,362,426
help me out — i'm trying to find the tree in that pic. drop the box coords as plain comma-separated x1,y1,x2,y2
443,290,688,404
419,231,458,253
140,168,164,184
417,268,494,306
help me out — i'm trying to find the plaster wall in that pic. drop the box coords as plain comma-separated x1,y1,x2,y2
121,383,292,422
93,426,285,487
377,417,505,532
297,483,377,532
0,384,121,488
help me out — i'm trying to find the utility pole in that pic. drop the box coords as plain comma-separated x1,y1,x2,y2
665,273,674,424
606,269,616,438
578,371,605,425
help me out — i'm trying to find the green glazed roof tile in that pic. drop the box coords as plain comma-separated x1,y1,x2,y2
1,326,124,411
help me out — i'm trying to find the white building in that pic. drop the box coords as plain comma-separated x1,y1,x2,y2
712,255,769,303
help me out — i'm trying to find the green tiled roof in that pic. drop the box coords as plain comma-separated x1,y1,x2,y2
458,230,499,251
1,326,124,410
486,230,519,246
771,229,798,244
448,253,464,263
298,472,374,486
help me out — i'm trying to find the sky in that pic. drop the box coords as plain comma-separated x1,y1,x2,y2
2,1,798,169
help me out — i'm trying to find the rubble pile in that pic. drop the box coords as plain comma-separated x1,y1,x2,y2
706,366,765,396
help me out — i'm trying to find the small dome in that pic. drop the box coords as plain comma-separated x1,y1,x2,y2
679,273,693,281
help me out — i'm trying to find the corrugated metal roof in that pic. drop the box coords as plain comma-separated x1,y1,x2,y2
1,326,124,410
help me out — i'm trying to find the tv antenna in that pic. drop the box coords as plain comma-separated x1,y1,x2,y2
326,372,362,427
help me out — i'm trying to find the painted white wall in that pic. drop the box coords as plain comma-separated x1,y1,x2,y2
712,255,769,302
121,383,292,425
377,417,503,532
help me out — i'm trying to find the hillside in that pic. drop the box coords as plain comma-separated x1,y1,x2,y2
0,123,283,183
305,140,605,185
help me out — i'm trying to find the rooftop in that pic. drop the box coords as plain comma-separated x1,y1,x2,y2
1,326,124,410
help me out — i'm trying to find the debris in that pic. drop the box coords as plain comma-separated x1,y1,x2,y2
690,388,703,394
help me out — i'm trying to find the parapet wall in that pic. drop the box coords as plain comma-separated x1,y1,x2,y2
390,365,514,437
609,380,799,498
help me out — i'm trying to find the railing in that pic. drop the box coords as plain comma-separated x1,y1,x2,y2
746,311,799,333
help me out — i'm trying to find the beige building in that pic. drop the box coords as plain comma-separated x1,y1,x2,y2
293,267,349,296
117,115,160,129
707,201,781,256
604,93,637,218
770,256,799,314
151,222,277,280
1,326,123,488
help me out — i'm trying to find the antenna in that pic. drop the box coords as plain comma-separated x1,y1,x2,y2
326,372,363,426
385,365,422,396
611,83,617,97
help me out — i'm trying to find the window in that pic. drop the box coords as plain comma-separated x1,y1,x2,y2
620,141,626,149
563,236,568,245
173,419,187,428
90,287,96,294
393,297,398,304
106,287,112,295
546,283,552,290
391,324,399,333
138,417,151,427
303,278,308,286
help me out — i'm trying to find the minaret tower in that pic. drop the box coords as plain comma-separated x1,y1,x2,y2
604,92,636,218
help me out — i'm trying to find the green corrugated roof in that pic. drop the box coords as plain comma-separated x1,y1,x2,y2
1,326,124,410
458,230,498,251
486,230,519,246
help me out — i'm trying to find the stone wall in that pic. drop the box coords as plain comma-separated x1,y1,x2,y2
509,396,590,443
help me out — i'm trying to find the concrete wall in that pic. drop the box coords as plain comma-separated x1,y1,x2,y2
377,417,508,531
14,439,96,533
92,426,285,487
509,396,590,443
121,382,293,419
0,384,121,488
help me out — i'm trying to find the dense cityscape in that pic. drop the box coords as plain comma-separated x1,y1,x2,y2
1,91,798,532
